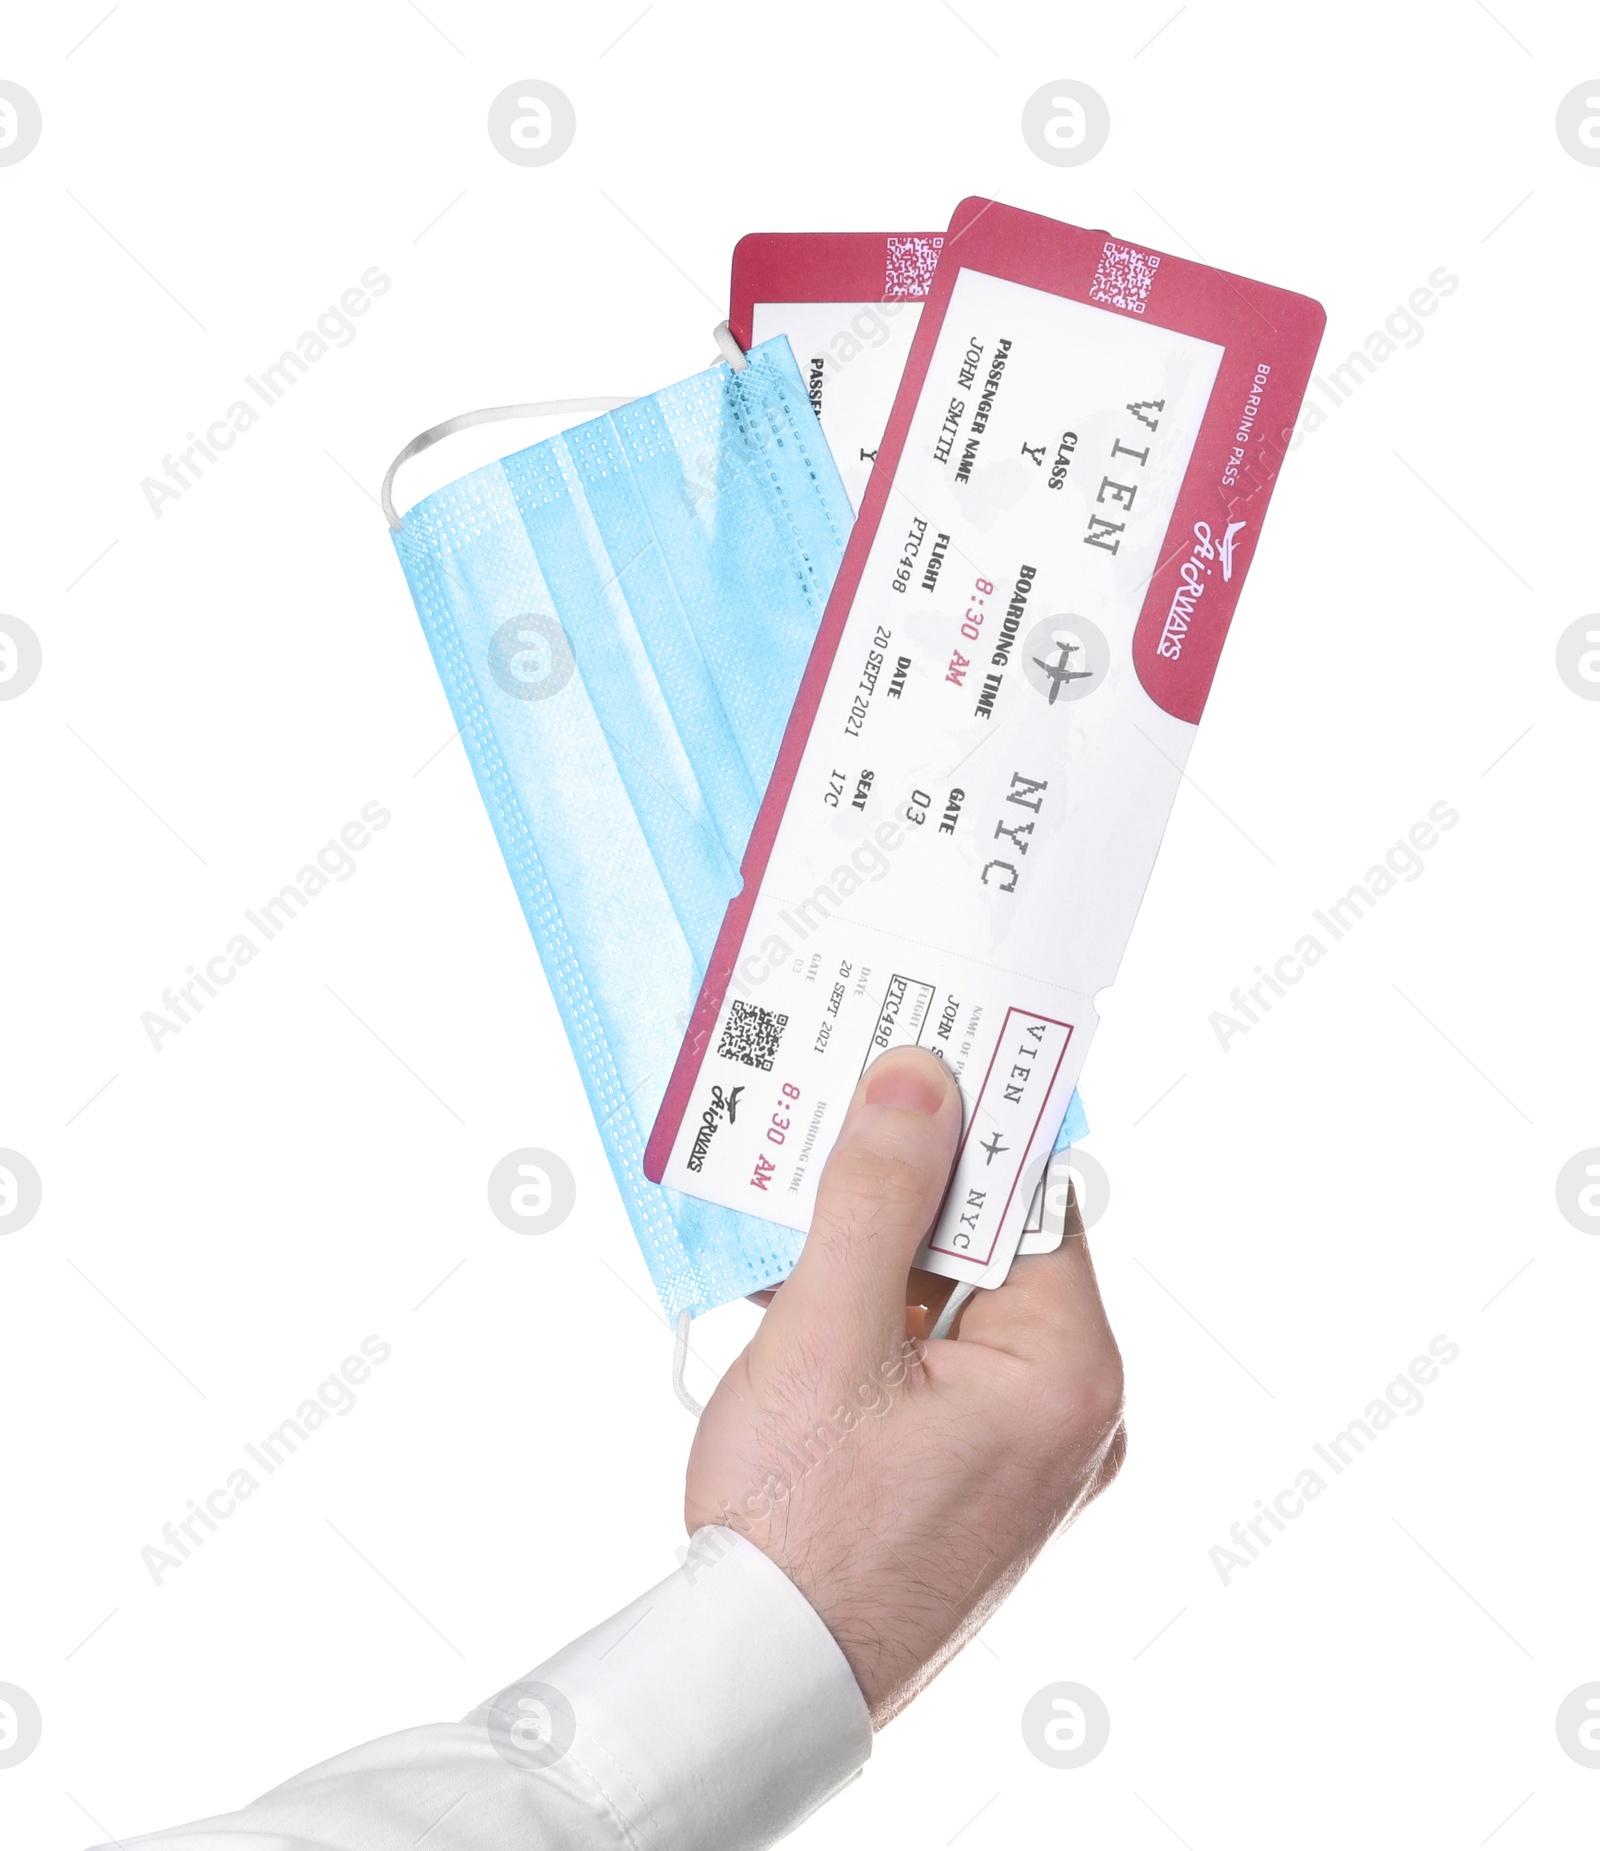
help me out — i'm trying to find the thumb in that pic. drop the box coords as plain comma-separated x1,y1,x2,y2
760,1047,962,1368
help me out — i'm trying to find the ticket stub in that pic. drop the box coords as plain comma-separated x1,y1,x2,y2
650,198,1323,1288
733,231,944,510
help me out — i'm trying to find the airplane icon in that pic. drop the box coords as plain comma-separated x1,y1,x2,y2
979,1131,1010,1165
1032,636,1094,703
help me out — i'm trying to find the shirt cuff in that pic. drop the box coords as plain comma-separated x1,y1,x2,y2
106,1526,870,1851
480,1524,871,1848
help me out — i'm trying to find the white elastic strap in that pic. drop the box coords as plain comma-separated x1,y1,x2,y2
673,1310,704,1416
713,320,749,372
381,325,751,528
928,1280,976,1342
380,397,635,530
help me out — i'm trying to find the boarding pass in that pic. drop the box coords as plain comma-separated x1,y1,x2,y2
733,226,1078,1256
647,198,1324,1288
732,230,943,512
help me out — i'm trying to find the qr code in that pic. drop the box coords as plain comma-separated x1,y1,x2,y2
717,1000,789,1072
1089,240,1161,315
885,235,943,299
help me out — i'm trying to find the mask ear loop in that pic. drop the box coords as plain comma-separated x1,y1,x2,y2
381,399,634,530
712,319,749,372
673,1311,705,1416
928,1172,1084,1339
380,324,751,528
928,1281,975,1341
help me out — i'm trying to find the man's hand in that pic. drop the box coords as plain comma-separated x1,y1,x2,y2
685,1046,1126,1726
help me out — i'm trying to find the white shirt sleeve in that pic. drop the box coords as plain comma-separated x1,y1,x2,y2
97,1528,871,1851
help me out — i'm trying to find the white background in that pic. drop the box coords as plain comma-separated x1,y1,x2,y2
1,3,1596,1846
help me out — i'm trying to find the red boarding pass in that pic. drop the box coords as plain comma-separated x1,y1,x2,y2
738,227,1078,1257
650,198,1324,1289
732,231,944,511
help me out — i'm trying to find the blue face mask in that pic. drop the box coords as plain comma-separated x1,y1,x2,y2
387,336,1085,1330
